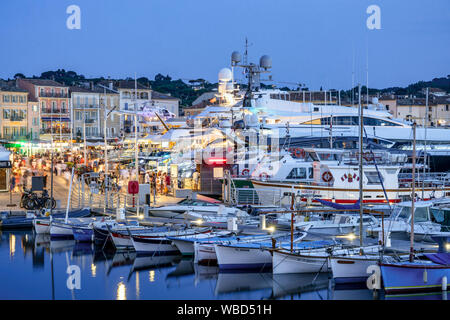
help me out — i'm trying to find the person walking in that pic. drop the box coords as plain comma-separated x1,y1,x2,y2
144,171,151,185
150,172,157,204
164,173,171,195
192,169,200,191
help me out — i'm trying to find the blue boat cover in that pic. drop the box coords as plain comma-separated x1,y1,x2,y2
315,199,360,210
424,253,450,266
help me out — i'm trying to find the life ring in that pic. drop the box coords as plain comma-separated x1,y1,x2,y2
242,168,250,176
322,171,333,182
259,172,269,179
292,148,305,158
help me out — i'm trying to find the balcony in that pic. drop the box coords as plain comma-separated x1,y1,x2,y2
7,116,25,122
73,104,99,109
2,134,29,141
39,92,68,98
41,108,69,114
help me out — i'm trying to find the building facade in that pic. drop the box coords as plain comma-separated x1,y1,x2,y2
0,85,30,141
151,91,180,117
117,81,152,134
17,79,70,142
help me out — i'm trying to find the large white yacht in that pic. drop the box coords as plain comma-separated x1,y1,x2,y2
249,148,450,206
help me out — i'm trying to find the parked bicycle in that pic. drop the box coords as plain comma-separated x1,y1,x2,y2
23,189,56,210
20,188,33,208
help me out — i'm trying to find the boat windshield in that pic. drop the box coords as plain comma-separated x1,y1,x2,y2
178,199,218,206
397,205,429,222
317,152,340,161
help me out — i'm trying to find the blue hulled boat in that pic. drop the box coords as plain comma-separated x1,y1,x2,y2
380,253,450,294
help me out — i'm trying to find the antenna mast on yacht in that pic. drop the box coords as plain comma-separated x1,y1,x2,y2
366,36,369,106
422,88,428,199
410,122,417,262
358,84,364,255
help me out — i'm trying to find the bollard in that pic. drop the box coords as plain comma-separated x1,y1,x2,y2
260,214,266,230
227,217,238,232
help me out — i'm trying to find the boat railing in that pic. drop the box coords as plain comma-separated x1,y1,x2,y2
232,188,282,206
398,172,450,188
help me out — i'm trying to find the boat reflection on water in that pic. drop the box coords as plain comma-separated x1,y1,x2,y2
106,251,136,275
129,254,181,278
1,230,443,300
166,258,195,279
194,263,219,286
385,291,448,301
215,272,273,296
271,273,330,299
332,282,377,300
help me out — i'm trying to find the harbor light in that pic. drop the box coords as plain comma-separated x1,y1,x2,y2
336,233,357,240
193,219,204,225
265,226,275,233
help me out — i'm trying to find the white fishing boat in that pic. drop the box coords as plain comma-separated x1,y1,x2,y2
214,237,336,271
149,198,247,219
272,245,381,274
130,227,212,255
292,213,379,236
33,218,52,234
168,230,232,255
193,234,279,264
109,225,168,250
49,217,100,239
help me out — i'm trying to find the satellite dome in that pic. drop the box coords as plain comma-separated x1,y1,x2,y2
259,55,272,69
218,68,232,82
231,51,241,64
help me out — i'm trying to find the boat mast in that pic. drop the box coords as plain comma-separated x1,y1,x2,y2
410,122,416,262
422,88,428,199
358,84,363,254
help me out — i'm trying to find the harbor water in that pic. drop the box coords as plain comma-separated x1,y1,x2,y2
1,230,447,300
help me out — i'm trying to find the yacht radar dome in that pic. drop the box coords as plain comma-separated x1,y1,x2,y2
218,68,232,82
231,51,241,65
259,55,272,70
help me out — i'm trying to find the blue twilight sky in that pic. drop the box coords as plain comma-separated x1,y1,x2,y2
0,0,449,90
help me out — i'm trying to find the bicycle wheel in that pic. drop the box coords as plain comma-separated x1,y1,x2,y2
45,198,56,209
25,199,36,210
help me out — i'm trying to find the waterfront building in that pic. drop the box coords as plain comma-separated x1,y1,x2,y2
151,91,180,117
17,79,70,142
27,96,40,140
98,84,121,139
70,86,102,140
0,84,30,141
117,80,152,135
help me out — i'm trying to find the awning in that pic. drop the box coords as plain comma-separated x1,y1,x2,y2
41,117,71,122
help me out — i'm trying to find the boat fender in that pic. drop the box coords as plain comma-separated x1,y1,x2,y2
442,276,447,291
423,269,428,283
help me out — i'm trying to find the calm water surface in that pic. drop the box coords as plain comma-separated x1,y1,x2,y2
0,230,447,300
